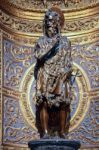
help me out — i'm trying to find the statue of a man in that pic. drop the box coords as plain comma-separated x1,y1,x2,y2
34,7,72,138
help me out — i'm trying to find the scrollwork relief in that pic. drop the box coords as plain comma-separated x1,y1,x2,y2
0,10,98,34
69,98,99,146
2,0,99,10
3,97,39,144
0,31,2,144
0,3,98,147
72,41,99,88
3,39,34,89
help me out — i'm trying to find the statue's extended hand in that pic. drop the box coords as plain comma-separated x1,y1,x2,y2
62,69,73,83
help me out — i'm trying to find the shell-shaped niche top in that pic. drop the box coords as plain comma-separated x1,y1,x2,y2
0,0,99,18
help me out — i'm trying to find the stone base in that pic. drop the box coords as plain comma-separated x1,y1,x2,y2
28,139,81,150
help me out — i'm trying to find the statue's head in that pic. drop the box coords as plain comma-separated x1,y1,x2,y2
43,7,64,38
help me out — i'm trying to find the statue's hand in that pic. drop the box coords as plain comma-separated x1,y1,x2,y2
62,73,68,82
62,68,73,83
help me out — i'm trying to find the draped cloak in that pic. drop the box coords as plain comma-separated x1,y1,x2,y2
34,35,72,107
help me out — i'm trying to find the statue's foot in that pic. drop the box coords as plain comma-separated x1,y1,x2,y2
59,133,68,139
42,133,50,139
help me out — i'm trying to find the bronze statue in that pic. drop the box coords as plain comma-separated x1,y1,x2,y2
34,7,72,139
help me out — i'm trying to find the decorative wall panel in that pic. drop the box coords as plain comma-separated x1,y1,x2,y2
0,30,2,145
0,0,99,149
1,0,99,11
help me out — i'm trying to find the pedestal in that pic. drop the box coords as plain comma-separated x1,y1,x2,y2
28,139,81,150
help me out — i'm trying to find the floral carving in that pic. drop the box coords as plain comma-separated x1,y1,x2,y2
2,0,99,10
69,99,99,146
3,39,34,89
72,41,99,88
0,1,98,148
0,10,98,34
3,97,39,144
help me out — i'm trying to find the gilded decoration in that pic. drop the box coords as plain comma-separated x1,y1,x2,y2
2,36,99,147
69,98,99,146
19,62,90,132
3,96,39,144
0,31,2,144
1,0,99,11
0,10,99,35
3,38,34,90
0,0,99,149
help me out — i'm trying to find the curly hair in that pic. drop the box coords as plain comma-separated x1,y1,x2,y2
49,7,65,28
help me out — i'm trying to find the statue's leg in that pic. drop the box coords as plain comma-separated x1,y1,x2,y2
40,102,49,138
59,103,67,138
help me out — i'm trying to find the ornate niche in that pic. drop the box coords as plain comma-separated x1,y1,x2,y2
0,0,99,149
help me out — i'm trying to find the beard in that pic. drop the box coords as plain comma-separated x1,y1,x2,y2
46,26,58,38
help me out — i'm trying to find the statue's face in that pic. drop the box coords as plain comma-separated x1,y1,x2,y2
44,11,60,37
